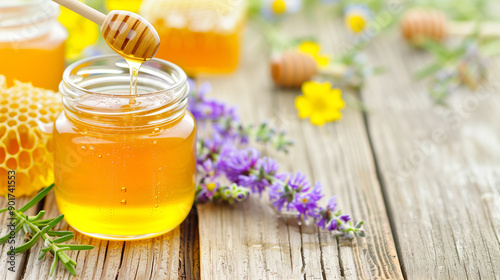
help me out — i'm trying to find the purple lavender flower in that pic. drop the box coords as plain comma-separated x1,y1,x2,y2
219,146,260,183
293,181,323,219
317,196,338,229
268,173,291,211
195,182,219,203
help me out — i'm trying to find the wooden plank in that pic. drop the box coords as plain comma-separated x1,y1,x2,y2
197,14,402,279
363,31,500,279
0,190,196,279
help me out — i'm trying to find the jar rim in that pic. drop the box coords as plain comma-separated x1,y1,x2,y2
61,54,188,98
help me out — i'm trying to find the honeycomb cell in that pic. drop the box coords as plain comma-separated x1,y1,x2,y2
19,151,31,169
6,157,17,170
0,147,5,163
4,130,19,155
0,168,7,189
18,124,35,149
7,120,17,127
0,77,63,196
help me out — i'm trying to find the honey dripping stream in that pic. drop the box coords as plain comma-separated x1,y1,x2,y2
125,59,142,105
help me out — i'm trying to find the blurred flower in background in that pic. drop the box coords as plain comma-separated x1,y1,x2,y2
295,81,345,126
106,0,142,13
343,4,371,34
261,0,302,19
298,41,330,68
58,0,102,61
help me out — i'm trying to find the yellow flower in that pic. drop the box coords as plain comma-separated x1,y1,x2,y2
344,4,371,34
298,41,330,68
106,0,142,13
272,0,287,14
295,81,345,126
206,182,217,192
58,1,99,61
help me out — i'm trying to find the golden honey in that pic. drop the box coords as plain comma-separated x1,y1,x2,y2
0,1,67,91
140,0,245,75
53,56,196,239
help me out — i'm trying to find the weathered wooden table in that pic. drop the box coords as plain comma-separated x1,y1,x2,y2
2,12,500,280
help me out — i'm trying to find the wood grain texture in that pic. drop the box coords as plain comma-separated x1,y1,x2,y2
0,191,196,279
363,32,500,279
196,13,402,279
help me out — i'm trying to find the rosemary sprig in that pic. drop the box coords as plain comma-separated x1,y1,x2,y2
0,184,94,276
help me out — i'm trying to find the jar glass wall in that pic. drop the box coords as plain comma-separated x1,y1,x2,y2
54,55,196,240
0,0,67,91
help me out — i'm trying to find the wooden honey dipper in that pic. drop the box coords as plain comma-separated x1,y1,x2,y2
401,8,500,45
52,0,160,61
271,52,345,88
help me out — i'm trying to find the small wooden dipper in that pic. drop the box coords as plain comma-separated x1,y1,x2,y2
401,8,500,45
52,0,160,61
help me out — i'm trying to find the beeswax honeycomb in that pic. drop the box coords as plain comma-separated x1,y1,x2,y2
0,76,62,196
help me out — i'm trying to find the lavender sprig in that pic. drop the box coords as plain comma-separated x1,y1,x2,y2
188,79,364,238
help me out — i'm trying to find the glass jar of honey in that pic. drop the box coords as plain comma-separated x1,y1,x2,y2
54,55,196,240
0,0,67,91
140,0,246,75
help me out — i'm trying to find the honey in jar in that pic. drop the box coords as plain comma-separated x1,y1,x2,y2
140,0,246,75
0,1,67,91
53,55,196,240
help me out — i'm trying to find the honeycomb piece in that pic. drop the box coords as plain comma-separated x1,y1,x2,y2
0,75,62,197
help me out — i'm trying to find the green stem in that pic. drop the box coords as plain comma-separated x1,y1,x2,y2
12,211,75,276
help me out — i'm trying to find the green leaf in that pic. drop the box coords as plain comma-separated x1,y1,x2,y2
53,233,75,244
38,250,47,260
63,245,94,251
40,215,64,234
47,231,74,237
355,221,364,229
415,63,442,80
28,211,46,222
41,247,52,253
15,232,42,253
57,251,72,264
0,221,23,244
49,253,59,276
422,39,451,59
0,208,8,214
62,261,76,276
19,184,54,213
